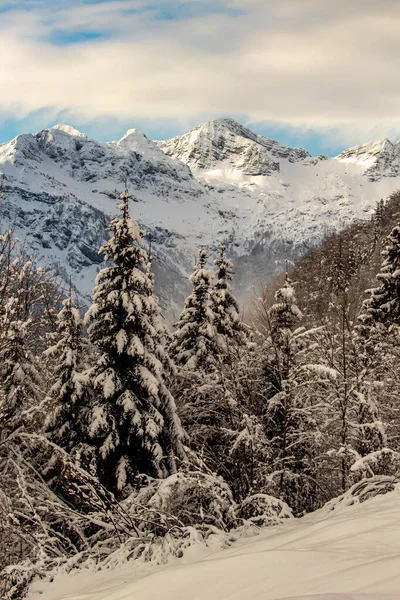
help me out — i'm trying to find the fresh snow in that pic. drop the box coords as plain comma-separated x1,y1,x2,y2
28,482,400,600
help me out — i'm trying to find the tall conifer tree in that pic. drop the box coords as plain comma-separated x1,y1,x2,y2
44,293,86,451
359,224,400,328
212,244,248,351
260,278,322,514
0,259,44,429
169,248,219,372
83,190,185,494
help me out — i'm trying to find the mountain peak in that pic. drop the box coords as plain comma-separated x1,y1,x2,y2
157,117,309,175
117,128,165,160
213,117,242,127
189,117,259,143
120,128,149,142
51,124,87,138
201,117,251,130
336,138,397,169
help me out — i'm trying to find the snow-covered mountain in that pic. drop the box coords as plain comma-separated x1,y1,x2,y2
1,118,400,312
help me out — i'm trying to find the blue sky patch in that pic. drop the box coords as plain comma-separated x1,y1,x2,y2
121,1,244,20
47,30,109,45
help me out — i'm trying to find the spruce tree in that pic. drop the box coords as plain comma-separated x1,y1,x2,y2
44,294,87,451
170,248,254,500
269,278,303,348
169,248,220,372
84,190,185,494
359,224,400,328
260,278,322,514
212,244,248,351
352,225,400,466
0,256,45,430
0,307,42,427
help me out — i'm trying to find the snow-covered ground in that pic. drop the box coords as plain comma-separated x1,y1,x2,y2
28,482,400,600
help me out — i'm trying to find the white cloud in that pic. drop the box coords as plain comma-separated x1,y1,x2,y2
1,0,400,144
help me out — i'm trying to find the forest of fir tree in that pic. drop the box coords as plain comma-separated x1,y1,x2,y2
1,188,400,599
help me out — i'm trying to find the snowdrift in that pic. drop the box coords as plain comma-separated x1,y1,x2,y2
28,477,400,600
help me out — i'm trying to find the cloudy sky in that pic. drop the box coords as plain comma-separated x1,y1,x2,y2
1,0,399,154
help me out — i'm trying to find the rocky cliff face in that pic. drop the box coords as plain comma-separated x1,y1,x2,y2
1,119,400,313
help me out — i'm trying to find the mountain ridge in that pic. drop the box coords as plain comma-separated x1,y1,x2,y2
1,118,400,313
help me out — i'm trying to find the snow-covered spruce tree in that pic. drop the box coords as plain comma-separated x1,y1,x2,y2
84,190,185,495
169,248,220,371
257,277,324,514
356,335,400,458
169,249,258,502
0,233,61,418
0,255,48,430
354,224,400,459
0,230,19,316
0,304,43,428
264,277,303,382
356,222,400,388
212,244,248,352
359,223,400,328
44,293,87,451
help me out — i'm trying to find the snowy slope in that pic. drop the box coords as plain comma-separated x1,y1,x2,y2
28,481,400,600
1,119,400,309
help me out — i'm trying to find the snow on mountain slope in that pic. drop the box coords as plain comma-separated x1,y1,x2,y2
28,481,400,600
1,119,400,310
